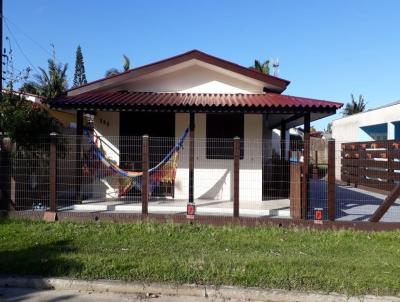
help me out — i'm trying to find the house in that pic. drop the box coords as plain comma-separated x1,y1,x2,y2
332,100,400,143
49,50,342,204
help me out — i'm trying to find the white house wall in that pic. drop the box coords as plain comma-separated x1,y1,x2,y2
114,64,265,93
91,111,120,199
332,102,400,179
174,113,263,201
332,103,400,143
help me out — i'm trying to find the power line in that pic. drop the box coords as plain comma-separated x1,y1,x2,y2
3,18,40,74
2,15,57,61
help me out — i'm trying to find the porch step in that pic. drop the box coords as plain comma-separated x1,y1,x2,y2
71,204,290,217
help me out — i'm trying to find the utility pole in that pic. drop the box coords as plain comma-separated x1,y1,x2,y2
0,0,3,100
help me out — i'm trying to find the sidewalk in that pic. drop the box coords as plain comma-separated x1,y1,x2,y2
1,277,399,302
0,287,228,302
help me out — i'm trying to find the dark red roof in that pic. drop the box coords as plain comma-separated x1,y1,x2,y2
68,50,290,94
49,91,342,112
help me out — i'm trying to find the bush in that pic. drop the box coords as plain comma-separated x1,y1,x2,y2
0,92,61,150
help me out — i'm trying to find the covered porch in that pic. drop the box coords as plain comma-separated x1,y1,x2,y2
48,91,341,218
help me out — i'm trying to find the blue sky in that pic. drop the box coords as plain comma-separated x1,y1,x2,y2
5,0,400,130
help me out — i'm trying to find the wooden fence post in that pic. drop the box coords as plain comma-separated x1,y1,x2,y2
44,132,58,222
142,135,149,215
289,163,302,219
301,113,310,219
387,142,394,186
0,136,11,211
327,140,336,221
189,112,195,204
369,184,400,222
233,137,240,218
75,110,83,201
49,133,57,212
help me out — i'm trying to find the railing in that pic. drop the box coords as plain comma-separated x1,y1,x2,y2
341,140,400,191
1,133,305,221
2,134,400,225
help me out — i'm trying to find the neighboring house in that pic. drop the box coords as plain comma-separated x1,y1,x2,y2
332,100,400,143
49,50,342,202
332,100,400,180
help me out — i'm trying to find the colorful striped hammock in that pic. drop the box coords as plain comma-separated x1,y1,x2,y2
83,128,189,196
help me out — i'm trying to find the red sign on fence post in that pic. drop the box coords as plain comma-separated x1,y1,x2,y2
187,203,196,220
314,208,323,224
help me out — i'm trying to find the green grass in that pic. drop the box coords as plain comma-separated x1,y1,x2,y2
1,218,400,296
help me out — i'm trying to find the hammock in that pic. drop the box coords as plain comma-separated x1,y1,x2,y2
83,128,189,196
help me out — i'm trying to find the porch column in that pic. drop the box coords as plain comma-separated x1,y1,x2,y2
189,112,195,204
75,110,83,201
280,120,286,160
301,112,310,219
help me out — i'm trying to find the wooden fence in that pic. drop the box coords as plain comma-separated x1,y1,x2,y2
341,140,400,191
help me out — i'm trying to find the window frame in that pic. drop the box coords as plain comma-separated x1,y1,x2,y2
205,113,244,160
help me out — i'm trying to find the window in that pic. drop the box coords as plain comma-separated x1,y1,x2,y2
360,123,387,141
206,113,244,159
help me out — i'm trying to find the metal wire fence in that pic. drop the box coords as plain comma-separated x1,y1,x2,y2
1,133,400,223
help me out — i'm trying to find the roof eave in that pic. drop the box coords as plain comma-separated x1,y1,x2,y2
67,50,290,95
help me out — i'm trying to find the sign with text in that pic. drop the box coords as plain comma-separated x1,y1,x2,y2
187,203,196,220
314,208,323,224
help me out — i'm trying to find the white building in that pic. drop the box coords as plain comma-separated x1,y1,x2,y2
332,101,400,143
49,50,342,202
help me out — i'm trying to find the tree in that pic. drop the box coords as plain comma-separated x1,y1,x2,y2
20,81,40,95
0,91,61,148
34,58,68,99
105,54,131,77
122,54,130,71
250,59,270,75
310,126,317,133
342,94,366,116
325,122,332,134
73,45,87,88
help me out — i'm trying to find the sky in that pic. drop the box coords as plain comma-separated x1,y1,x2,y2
4,0,400,130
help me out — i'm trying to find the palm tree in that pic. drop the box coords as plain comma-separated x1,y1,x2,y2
105,54,131,77
250,59,270,75
34,59,68,99
342,94,366,116
122,54,130,71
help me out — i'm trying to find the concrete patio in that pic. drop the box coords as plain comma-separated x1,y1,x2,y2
60,197,291,218
48,180,400,222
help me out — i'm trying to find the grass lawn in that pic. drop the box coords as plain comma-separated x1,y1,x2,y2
0,218,400,296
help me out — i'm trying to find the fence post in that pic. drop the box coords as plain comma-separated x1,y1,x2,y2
0,136,11,211
327,140,336,221
233,137,240,218
189,112,195,204
75,110,83,201
44,132,58,222
289,162,302,219
142,135,149,215
387,142,394,186
312,150,318,179
301,113,310,219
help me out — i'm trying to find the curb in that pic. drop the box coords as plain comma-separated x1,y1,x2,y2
0,277,399,302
